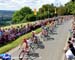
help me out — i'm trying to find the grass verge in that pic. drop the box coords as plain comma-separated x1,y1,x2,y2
0,28,42,54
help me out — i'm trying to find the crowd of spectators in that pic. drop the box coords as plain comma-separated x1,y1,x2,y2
0,20,49,47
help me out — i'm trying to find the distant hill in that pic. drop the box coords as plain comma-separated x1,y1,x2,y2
0,10,15,26
0,10,15,17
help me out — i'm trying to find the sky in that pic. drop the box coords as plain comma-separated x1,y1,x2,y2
0,0,70,11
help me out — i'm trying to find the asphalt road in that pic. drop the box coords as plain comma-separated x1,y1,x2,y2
7,19,72,60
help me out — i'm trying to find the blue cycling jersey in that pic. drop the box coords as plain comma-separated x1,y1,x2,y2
0,54,11,60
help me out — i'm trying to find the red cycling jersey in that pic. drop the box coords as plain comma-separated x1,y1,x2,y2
23,39,29,49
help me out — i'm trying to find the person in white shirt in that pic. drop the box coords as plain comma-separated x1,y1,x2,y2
64,41,75,60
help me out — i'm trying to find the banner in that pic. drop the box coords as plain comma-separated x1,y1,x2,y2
34,9,37,16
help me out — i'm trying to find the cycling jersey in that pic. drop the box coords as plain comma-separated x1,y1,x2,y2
23,39,29,49
0,54,11,60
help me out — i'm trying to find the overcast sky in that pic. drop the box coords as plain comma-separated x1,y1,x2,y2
0,0,70,11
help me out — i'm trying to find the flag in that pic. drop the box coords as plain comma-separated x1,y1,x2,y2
34,9,37,16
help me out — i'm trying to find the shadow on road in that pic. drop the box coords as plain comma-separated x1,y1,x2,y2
38,41,45,49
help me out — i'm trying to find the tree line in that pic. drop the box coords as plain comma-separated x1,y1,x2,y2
12,0,75,23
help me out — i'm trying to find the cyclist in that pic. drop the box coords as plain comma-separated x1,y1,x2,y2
41,25,48,37
31,31,40,47
31,31,38,43
49,21,55,33
19,38,29,59
27,37,36,53
27,37,36,50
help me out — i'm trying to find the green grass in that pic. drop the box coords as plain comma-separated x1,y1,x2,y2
0,28,42,54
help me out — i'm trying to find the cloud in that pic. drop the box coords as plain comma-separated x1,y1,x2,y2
58,0,70,6
0,0,70,10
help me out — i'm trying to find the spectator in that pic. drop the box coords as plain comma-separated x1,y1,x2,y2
65,41,75,60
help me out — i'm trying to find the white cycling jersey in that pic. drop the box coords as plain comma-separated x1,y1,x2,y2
27,39,33,46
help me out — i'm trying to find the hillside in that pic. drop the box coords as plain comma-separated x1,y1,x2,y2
0,10,14,17
0,10,15,26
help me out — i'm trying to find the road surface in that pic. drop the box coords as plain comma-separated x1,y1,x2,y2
7,19,72,60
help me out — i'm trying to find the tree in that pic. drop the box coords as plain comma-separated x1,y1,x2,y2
38,4,55,18
65,1,75,15
57,6,66,15
39,4,54,13
20,7,32,16
23,13,36,22
71,0,75,2
12,7,33,23
12,11,23,23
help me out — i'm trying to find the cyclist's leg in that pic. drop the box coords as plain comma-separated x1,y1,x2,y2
29,45,35,54
34,40,39,48
19,50,26,60
19,50,23,58
21,51,26,60
19,50,24,59
20,49,29,60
